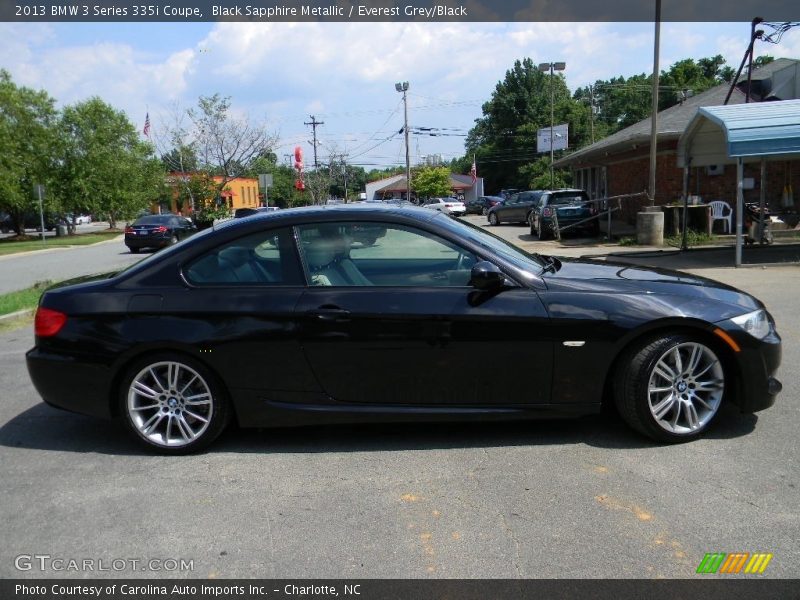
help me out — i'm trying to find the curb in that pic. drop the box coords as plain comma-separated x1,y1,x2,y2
0,308,35,322
0,234,124,261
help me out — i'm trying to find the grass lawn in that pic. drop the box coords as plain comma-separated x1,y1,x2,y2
0,281,52,317
0,231,122,256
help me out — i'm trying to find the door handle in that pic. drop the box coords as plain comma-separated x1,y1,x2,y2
307,306,351,322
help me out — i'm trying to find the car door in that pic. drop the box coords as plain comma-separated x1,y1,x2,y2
293,220,553,406
180,226,318,410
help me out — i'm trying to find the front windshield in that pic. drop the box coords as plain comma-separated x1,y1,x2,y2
434,214,545,269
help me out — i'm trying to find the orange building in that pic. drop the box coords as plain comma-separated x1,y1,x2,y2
157,173,261,215
213,176,260,211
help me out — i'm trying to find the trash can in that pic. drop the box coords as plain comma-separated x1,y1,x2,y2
56,224,67,237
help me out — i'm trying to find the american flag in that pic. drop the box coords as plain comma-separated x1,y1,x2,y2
142,113,151,137
470,156,477,185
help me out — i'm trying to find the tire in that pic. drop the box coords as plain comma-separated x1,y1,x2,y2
128,247,140,254
614,334,727,443
488,213,499,226
120,354,231,454
482,207,488,216
538,224,552,241
169,234,178,245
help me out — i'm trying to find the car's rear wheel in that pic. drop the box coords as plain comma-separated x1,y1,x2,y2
120,355,230,454
489,213,499,225
614,334,726,442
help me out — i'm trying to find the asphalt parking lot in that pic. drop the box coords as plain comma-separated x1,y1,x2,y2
0,225,798,579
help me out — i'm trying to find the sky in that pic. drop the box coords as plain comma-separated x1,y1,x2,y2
2,20,799,171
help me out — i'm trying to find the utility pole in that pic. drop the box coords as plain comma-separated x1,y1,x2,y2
284,153,292,168
647,0,661,205
304,115,324,168
589,85,595,144
538,62,566,189
395,82,411,201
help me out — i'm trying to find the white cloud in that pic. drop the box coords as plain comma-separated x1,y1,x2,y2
2,21,796,167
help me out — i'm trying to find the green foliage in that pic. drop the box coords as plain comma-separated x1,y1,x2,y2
0,70,59,234
0,281,51,315
460,54,743,195
412,166,452,199
665,230,716,248
56,97,163,228
519,157,570,190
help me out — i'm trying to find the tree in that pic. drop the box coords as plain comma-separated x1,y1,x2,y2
412,166,452,199
0,70,59,235
465,58,576,193
155,95,278,214
57,97,164,229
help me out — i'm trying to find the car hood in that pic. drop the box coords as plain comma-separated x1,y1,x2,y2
541,257,762,313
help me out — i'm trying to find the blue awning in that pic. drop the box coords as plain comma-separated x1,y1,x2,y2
679,100,800,164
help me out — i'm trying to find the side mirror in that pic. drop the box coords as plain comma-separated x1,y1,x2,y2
470,261,505,291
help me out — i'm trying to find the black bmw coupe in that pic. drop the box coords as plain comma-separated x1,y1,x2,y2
27,205,782,453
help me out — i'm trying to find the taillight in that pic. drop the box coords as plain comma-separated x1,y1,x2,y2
445,203,454,208
124,226,133,233
589,204,598,215
542,207,553,217
154,226,168,233
35,307,67,337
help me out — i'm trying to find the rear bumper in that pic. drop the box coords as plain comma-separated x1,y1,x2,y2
125,235,170,249
26,347,113,419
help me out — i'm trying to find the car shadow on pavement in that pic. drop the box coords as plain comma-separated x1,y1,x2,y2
0,401,757,455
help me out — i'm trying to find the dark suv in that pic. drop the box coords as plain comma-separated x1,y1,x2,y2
487,190,544,225
529,189,599,240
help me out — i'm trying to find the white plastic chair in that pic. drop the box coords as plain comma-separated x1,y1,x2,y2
708,200,733,234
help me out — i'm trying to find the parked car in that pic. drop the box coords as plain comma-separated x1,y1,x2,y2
234,207,280,219
487,190,544,225
27,205,781,453
530,189,600,240
124,214,197,253
65,213,92,225
0,211,59,233
421,197,466,216
466,195,505,215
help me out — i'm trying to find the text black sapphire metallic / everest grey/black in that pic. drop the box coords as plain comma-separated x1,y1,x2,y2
26,205,782,453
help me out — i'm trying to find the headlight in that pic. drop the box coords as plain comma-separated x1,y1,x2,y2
731,309,770,339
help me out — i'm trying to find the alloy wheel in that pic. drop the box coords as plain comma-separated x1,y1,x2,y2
126,361,214,448
647,342,724,435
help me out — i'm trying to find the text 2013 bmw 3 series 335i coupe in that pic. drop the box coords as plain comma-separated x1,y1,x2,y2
27,205,782,453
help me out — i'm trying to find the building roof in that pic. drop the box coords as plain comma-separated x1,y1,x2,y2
554,84,746,168
555,58,800,168
678,99,800,166
373,173,479,193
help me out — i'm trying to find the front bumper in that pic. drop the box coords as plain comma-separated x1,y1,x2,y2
720,324,782,413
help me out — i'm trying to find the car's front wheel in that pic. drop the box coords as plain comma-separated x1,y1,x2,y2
120,355,230,453
488,213,499,225
614,334,726,442
482,207,488,216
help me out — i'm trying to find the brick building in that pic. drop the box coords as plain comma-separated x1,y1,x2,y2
555,58,800,223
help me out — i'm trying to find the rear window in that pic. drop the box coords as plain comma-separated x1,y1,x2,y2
133,215,172,225
549,192,588,206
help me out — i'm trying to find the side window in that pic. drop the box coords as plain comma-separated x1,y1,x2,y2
296,222,478,288
184,227,302,286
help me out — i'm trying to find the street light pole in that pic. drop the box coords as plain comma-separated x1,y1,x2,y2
396,81,411,202
538,62,566,189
